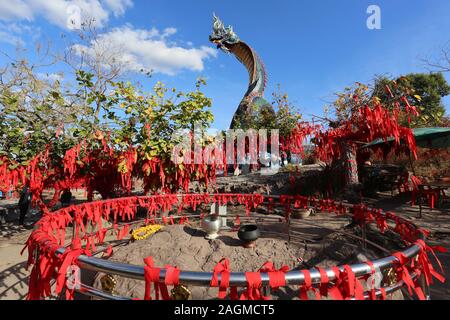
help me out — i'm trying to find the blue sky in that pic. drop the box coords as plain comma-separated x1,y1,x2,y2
1,0,449,129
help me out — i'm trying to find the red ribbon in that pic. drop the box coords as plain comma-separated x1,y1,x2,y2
210,258,238,299
240,272,262,300
234,215,241,229
258,262,289,299
143,257,170,300
259,262,289,290
392,251,425,300
267,197,274,214
328,267,344,300
165,265,180,287
299,269,320,300
103,245,113,258
317,267,329,298
55,246,91,300
414,240,446,286
343,265,365,300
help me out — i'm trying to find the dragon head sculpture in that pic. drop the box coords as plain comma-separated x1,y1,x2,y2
209,14,239,52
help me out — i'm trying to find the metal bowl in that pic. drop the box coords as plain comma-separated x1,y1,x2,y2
291,208,311,219
237,224,260,245
201,215,222,239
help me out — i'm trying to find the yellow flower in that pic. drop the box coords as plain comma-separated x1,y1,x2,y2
132,224,163,241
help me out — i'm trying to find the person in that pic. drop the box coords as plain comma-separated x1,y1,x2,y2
18,186,32,226
60,189,72,207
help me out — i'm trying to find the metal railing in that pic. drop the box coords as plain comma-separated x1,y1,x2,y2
35,194,428,300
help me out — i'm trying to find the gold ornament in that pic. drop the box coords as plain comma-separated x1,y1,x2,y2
383,267,397,287
100,274,117,294
171,284,191,300
131,224,162,241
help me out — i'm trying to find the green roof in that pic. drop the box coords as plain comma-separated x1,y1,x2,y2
362,127,450,149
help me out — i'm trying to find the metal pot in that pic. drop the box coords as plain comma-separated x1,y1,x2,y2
291,208,311,219
237,224,260,248
201,215,222,239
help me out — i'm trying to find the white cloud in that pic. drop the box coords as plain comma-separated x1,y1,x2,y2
38,72,64,82
0,21,40,45
0,30,25,46
162,27,177,38
0,1,217,76
72,25,217,75
104,0,133,17
29,0,109,29
0,0,33,21
0,0,134,29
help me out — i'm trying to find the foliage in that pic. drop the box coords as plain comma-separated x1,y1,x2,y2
246,85,302,138
371,148,450,180
322,78,421,147
0,60,88,164
372,73,449,127
0,56,214,208
303,78,423,191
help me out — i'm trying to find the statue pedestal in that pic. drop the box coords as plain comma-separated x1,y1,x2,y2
210,203,230,230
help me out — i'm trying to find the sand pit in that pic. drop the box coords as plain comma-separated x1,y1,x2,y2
92,213,393,300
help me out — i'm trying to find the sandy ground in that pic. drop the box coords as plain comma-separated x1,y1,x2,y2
0,218,32,300
95,213,377,300
1,189,449,300
97,224,308,300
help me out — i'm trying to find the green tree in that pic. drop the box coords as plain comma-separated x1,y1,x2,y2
373,73,450,127
245,85,302,138
0,59,214,203
0,59,89,165
317,78,421,199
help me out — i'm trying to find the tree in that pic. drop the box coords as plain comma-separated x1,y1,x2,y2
373,73,449,127
61,21,143,122
422,44,450,73
243,85,302,153
0,44,215,209
308,79,420,200
0,57,88,164
234,85,304,167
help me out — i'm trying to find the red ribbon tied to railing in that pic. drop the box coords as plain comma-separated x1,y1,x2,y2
210,258,238,299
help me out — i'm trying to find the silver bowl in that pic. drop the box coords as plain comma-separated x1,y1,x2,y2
201,215,222,239
291,208,312,219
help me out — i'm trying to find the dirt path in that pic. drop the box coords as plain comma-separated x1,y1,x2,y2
0,214,32,300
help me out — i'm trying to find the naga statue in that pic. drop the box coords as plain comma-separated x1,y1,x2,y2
209,14,274,129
